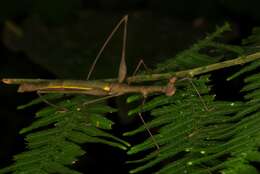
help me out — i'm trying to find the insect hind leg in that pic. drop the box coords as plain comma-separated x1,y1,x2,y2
138,97,160,151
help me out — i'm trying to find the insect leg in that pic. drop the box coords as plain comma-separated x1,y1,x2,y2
180,77,210,111
87,15,129,80
132,59,150,77
118,15,128,83
36,92,68,112
138,97,160,151
82,94,120,106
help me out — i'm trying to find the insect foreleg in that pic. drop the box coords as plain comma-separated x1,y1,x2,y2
87,15,129,81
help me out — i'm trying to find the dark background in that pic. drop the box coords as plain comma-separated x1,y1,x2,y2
0,0,260,173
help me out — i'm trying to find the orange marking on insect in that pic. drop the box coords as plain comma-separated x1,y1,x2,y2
103,86,111,91
47,85,93,90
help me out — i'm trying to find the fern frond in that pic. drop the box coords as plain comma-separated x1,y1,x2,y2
242,27,260,47
125,76,258,174
3,20,260,174
17,93,65,110
126,26,260,174
0,95,130,174
215,29,260,173
154,22,243,73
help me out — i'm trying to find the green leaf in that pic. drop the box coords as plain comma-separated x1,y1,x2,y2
1,95,128,174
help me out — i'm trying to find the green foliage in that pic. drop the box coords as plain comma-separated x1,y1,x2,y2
0,95,129,174
153,22,244,73
125,77,252,174
125,24,260,174
2,23,260,174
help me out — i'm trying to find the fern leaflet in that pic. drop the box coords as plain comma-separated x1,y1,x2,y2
125,24,260,174
0,95,130,174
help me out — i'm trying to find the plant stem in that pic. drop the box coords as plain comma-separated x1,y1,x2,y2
2,52,260,87
126,52,260,83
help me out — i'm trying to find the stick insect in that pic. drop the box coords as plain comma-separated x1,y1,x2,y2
2,15,177,150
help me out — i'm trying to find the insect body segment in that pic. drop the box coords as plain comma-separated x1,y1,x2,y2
165,77,177,96
1,15,179,153
2,78,177,97
103,86,111,91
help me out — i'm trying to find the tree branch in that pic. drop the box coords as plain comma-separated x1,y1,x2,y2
126,52,260,83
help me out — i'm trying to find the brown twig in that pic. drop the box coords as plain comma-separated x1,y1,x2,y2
126,52,260,83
